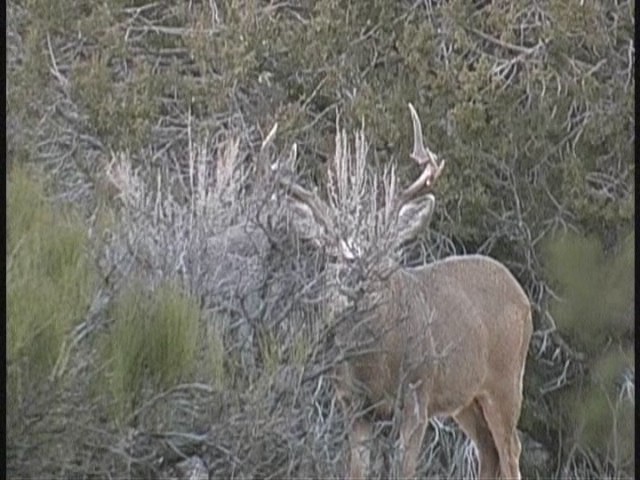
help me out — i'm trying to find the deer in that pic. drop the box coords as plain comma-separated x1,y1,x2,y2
268,104,533,479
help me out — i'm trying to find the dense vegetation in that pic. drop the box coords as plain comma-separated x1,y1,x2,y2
7,0,633,478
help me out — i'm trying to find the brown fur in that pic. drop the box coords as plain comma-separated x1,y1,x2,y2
333,254,533,479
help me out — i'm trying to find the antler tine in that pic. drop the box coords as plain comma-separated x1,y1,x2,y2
398,103,446,205
409,103,445,180
275,144,334,233
261,122,279,151
257,122,279,182
408,103,436,166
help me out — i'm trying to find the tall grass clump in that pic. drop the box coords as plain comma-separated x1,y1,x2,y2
571,347,635,469
7,165,97,413
100,279,202,422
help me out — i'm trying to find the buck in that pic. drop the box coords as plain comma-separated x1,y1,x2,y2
270,104,533,479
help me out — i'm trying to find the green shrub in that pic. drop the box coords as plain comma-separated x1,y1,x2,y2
543,231,633,353
101,280,201,422
7,165,97,408
71,54,161,152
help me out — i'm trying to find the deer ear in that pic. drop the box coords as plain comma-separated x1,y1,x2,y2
396,194,435,244
287,199,328,245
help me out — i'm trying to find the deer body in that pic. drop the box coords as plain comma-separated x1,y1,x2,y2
268,104,533,479
333,254,532,478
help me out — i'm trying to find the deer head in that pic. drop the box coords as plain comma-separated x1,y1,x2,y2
276,104,444,304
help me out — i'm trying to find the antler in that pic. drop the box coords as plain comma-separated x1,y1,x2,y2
259,122,334,234
266,106,443,236
396,103,445,205
275,143,335,233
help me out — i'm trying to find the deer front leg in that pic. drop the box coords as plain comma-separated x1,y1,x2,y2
347,416,372,479
398,383,429,479
335,371,372,480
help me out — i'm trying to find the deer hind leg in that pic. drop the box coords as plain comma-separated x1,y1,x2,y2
477,389,523,480
453,399,500,479
397,383,429,479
